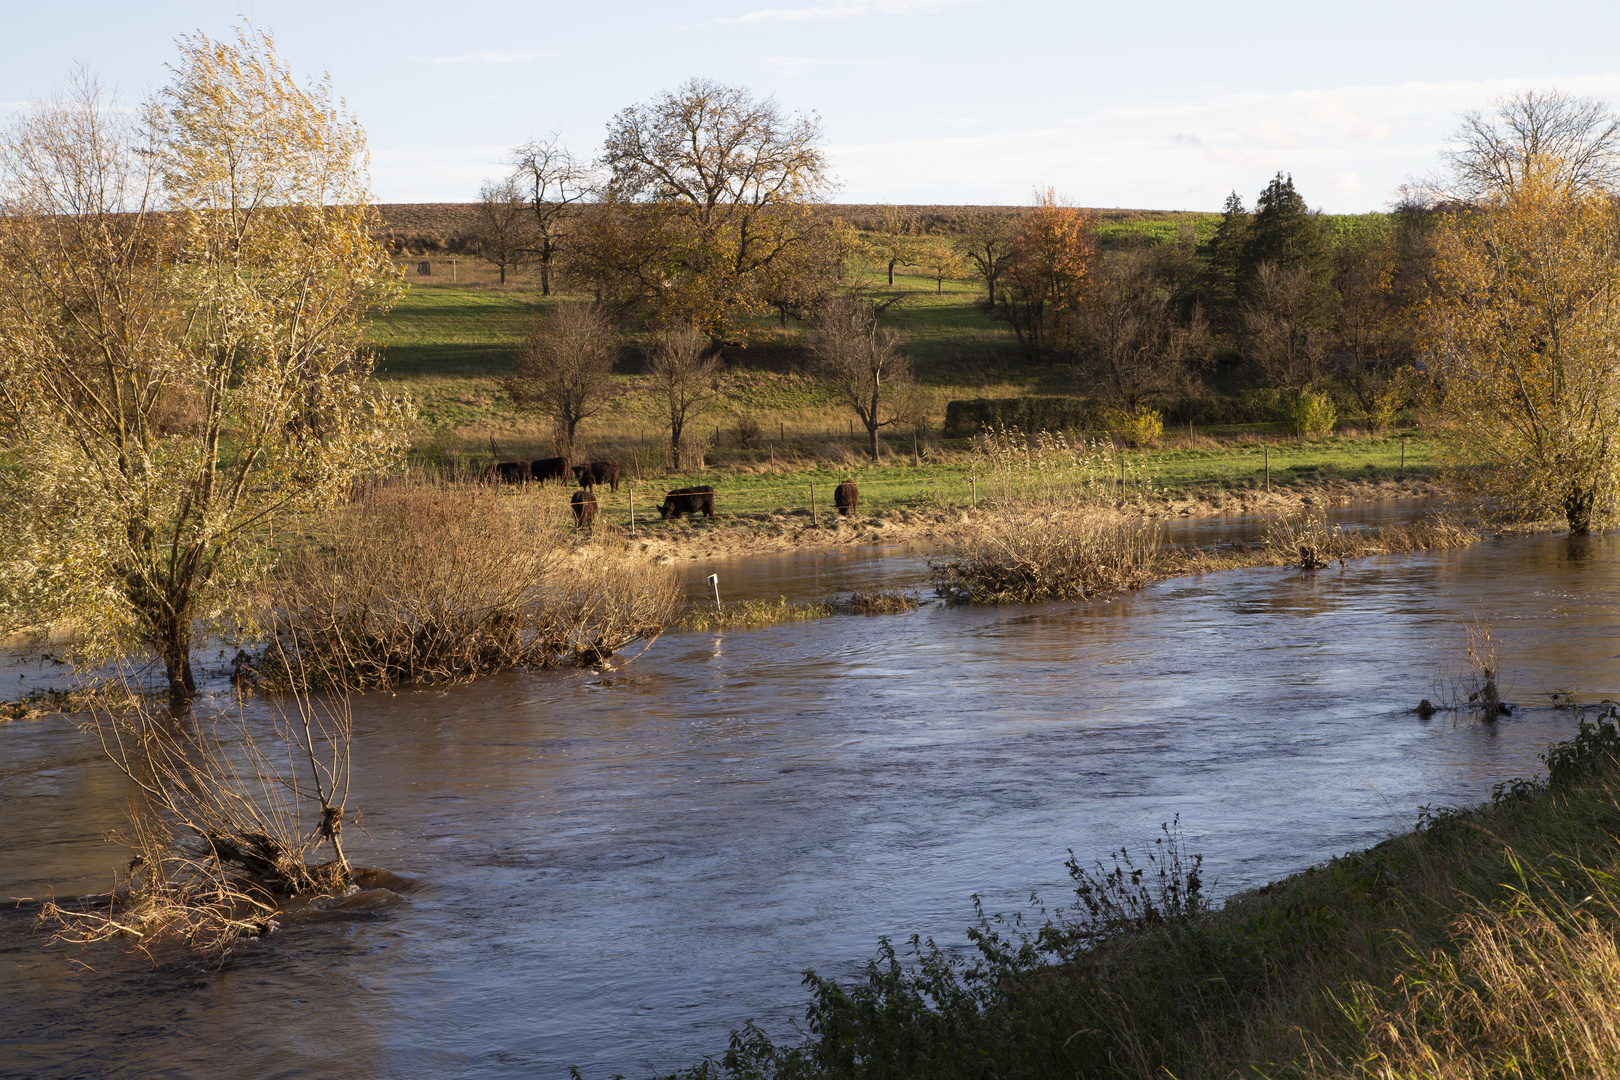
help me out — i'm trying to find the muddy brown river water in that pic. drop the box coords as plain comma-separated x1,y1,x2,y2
4,512,1619,1078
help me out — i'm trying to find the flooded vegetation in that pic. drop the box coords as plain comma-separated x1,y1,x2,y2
6,527,1620,1076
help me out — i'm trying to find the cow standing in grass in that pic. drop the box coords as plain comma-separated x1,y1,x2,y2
486,461,530,484
834,481,858,516
660,486,715,520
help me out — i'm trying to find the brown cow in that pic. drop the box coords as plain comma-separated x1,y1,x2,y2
572,461,621,492
834,481,858,516
485,460,530,484
660,485,715,520
571,489,598,529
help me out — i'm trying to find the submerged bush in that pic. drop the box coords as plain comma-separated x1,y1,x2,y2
932,507,1161,604
265,482,681,688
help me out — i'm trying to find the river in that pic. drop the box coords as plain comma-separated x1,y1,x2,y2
3,516,1618,1078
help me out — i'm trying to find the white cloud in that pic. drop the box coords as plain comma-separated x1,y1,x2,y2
421,51,554,66
723,0,972,24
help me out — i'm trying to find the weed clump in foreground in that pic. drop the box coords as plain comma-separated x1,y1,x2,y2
661,704,1620,1080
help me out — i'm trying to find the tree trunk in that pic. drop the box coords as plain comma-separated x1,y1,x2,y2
161,616,196,711
1565,484,1598,535
541,259,551,297
868,421,880,460
987,276,996,307
887,260,896,286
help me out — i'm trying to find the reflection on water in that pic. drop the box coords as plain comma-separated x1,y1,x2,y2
4,525,1618,1079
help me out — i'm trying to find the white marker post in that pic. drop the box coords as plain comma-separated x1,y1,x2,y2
706,573,721,609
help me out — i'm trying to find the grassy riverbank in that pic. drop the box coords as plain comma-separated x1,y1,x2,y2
668,706,1620,1079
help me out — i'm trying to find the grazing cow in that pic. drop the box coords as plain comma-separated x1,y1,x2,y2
571,460,621,492
659,485,715,520
487,460,530,484
531,457,568,484
834,481,859,516
570,489,598,529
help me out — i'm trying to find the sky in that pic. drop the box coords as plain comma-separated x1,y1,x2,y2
6,1,1620,213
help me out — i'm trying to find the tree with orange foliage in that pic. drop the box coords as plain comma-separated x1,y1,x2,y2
998,188,1097,364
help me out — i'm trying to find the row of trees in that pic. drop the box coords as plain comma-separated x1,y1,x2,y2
502,294,920,465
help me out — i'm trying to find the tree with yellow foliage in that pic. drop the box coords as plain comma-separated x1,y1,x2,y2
999,188,1096,364
0,29,412,704
1424,161,1620,532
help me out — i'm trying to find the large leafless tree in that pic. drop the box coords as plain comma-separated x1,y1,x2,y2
1444,89,1620,201
510,134,593,296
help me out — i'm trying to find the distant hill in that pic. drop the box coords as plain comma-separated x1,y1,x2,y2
374,203,1215,255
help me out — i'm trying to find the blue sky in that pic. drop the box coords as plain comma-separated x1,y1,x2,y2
6,1,1620,212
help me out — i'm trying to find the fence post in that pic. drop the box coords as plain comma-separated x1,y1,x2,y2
1265,444,1270,492
970,474,977,507
707,573,721,609
811,484,817,525
1400,434,1406,474
629,490,635,534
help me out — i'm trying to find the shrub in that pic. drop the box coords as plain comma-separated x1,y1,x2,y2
264,482,681,688
1281,391,1338,437
1104,405,1164,449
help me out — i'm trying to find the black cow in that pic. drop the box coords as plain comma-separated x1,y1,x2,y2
834,481,858,516
571,489,598,529
487,460,530,484
660,485,715,520
572,460,621,492
531,457,568,483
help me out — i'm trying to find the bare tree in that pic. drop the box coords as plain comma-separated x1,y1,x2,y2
647,325,723,469
808,295,921,459
1241,261,1332,396
472,176,531,285
1074,245,1208,408
959,211,1018,306
510,133,593,295
500,303,619,458
1445,89,1620,200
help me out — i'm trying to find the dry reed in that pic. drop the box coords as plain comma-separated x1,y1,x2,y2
264,481,682,687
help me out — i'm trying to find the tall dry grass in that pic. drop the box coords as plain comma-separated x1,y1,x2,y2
264,481,681,688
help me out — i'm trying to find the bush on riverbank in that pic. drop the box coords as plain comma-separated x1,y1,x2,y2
666,704,1620,1079
264,482,681,688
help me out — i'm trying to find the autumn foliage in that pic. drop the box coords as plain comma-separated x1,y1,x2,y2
999,187,1097,364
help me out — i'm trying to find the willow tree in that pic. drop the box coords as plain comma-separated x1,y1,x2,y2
0,30,412,705
1424,163,1620,533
